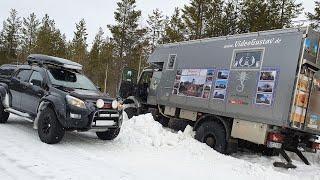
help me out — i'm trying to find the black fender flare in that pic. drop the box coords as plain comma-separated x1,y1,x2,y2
193,114,232,141
0,83,10,107
34,94,67,129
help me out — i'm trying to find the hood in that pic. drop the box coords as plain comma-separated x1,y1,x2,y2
55,87,114,102
70,89,114,102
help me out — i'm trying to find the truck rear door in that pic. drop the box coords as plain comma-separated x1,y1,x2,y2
305,71,320,131
9,69,32,110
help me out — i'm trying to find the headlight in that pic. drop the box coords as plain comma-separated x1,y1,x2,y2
96,99,104,108
112,100,118,109
66,95,86,109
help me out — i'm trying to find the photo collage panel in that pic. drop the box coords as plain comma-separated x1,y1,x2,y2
172,69,215,99
231,49,264,70
255,70,277,105
212,70,230,100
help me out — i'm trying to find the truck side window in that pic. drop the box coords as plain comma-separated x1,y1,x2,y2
29,71,43,87
16,69,32,82
167,54,177,70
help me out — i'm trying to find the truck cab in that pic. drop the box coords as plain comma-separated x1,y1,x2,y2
119,66,163,118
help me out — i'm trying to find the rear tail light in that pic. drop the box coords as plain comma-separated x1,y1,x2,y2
268,132,284,143
312,142,320,150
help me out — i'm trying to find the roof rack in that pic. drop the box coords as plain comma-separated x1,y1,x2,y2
27,54,83,70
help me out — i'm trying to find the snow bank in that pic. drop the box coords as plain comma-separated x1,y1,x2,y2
119,113,194,147
0,114,319,180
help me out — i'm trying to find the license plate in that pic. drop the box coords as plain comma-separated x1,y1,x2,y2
99,114,119,118
267,141,282,149
95,121,116,126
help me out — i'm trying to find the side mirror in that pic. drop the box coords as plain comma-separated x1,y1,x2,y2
122,68,138,84
96,86,102,91
31,79,42,87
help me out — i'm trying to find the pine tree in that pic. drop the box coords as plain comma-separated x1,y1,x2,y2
266,0,303,29
307,1,320,29
162,8,186,43
182,0,210,40
20,13,40,58
108,0,145,63
108,0,147,93
88,27,104,85
34,14,67,57
221,0,239,35
147,9,165,50
238,0,269,33
70,19,88,64
0,9,21,59
204,0,224,37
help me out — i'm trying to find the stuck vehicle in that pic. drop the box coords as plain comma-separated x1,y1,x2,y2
119,27,320,168
0,54,123,144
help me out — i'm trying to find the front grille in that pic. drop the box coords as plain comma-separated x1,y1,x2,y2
91,109,120,127
86,100,112,109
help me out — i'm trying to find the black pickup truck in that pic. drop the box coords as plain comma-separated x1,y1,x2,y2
0,54,123,144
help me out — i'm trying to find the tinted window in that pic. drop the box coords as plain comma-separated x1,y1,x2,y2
48,68,97,91
16,69,32,82
29,71,43,87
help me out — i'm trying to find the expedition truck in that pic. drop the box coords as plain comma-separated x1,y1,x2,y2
0,54,123,144
119,27,320,168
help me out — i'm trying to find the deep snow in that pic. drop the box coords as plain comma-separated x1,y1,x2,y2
0,113,319,180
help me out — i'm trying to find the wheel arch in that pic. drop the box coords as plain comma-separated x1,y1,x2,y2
0,83,10,107
34,95,66,129
194,114,233,141
123,96,142,109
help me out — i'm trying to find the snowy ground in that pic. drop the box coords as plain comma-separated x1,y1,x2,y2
0,114,320,180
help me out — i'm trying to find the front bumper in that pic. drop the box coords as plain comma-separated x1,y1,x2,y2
65,106,123,131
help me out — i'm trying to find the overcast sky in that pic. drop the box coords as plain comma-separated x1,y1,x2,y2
0,0,315,45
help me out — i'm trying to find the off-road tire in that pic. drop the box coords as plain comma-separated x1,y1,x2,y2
0,104,9,124
195,121,227,154
96,128,121,140
168,118,189,131
38,107,65,144
124,107,137,119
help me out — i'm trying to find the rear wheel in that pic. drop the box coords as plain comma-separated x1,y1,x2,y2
0,104,9,124
38,107,65,144
195,121,227,154
96,128,121,140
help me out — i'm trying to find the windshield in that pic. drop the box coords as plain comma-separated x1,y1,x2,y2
48,68,97,91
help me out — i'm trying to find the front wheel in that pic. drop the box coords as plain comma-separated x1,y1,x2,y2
0,104,9,124
195,121,227,154
96,128,120,140
38,107,65,144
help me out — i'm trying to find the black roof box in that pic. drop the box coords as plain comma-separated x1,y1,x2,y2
27,54,82,70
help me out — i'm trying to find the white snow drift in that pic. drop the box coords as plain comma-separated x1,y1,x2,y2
0,114,319,180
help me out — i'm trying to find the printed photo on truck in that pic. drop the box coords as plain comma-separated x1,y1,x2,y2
173,69,214,98
257,81,274,93
256,93,273,105
231,49,264,70
260,71,276,81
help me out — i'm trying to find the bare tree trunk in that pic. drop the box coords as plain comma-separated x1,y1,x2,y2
104,63,108,93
